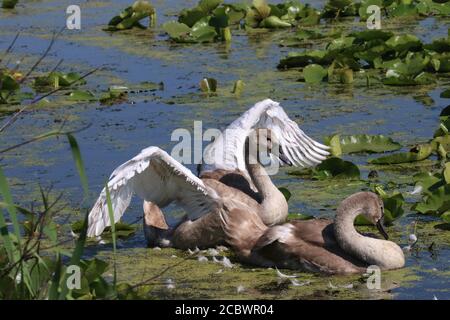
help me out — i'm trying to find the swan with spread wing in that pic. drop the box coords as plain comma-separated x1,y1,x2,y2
87,99,330,246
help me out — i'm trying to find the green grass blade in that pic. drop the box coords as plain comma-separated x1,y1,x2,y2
0,167,22,249
105,183,117,288
48,253,62,300
58,209,89,300
0,166,35,296
66,133,89,199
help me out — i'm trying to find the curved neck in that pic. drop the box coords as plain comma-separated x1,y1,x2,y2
245,144,288,225
333,194,404,269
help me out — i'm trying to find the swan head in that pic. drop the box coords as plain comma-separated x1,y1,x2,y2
354,192,389,240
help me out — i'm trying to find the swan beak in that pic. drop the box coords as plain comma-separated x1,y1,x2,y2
376,219,389,240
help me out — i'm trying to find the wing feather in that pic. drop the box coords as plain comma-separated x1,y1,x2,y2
87,146,219,237
201,99,329,173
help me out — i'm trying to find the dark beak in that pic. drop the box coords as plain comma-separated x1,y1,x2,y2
376,219,389,240
278,146,293,166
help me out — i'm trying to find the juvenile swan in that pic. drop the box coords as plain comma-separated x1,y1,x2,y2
87,99,329,240
220,191,405,274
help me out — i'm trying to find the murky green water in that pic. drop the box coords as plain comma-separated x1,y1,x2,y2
0,0,449,299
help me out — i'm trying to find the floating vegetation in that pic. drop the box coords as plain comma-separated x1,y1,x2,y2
322,0,450,19
279,29,450,88
325,134,402,156
0,70,22,104
72,220,137,242
199,77,218,93
245,0,320,28
162,0,241,43
33,72,86,92
412,162,450,221
355,185,405,225
106,1,156,31
1,0,17,9
289,157,361,180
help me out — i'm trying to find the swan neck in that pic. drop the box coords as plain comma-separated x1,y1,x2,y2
334,195,405,269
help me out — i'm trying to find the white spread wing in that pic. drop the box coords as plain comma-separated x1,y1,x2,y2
87,146,219,237
202,99,330,173
258,100,330,167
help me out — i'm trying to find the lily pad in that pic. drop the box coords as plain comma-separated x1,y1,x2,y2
313,157,360,180
385,34,421,53
278,50,329,69
106,1,156,31
370,144,433,164
441,211,450,223
325,134,402,155
232,80,244,95
303,64,328,83
440,89,450,99
66,90,96,102
72,220,137,239
1,0,17,9
278,187,291,202
260,15,292,28
199,78,217,93
413,184,450,215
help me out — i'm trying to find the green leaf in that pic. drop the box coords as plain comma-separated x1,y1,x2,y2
325,134,402,154
278,187,291,202
198,0,223,13
232,80,244,95
413,172,443,193
179,8,207,27
413,184,450,215
199,77,217,92
278,50,328,69
66,90,96,102
303,64,328,83
326,134,342,157
190,23,217,42
0,75,20,91
385,34,421,52
260,15,292,28
59,211,89,299
444,162,450,184
358,0,383,20
382,192,405,225
253,0,271,19
370,144,433,164
162,21,191,39
313,157,360,180
1,0,18,9
441,211,450,223
67,134,89,199
72,220,136,239
441,89,450,99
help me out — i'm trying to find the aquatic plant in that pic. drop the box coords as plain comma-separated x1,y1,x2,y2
279,29,450,86
106,1,156,31
1,0,17,9
162,0,240,43
325,134,402,156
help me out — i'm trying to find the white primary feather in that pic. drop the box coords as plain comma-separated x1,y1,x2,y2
87,146,220,237
202,99,329,174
